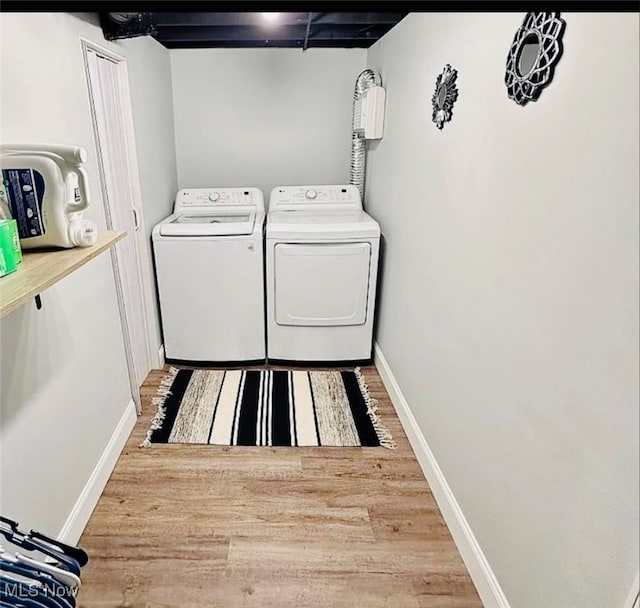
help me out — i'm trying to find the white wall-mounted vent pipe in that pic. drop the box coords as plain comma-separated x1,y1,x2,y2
350,68,382,201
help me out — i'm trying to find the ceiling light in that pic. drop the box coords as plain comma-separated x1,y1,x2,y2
261,13,280,23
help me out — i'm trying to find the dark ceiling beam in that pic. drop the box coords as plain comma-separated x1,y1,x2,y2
155,24,387,43
152,12,309,27
161,40,303,49
152,12,406,27
156,25,307,42
308,24,388,38
312,12,406,25
163,39,375,49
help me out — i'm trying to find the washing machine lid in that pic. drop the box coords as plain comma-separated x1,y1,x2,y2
159,211,256,236
267,210,380,240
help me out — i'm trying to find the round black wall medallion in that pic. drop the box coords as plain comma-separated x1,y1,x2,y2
505,12,566,106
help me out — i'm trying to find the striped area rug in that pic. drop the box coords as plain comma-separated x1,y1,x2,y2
141,368,395,449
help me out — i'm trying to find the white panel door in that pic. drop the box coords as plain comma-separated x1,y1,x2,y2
274,242,371,326
85,47,150,410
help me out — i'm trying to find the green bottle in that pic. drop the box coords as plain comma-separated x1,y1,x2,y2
0,218,20,277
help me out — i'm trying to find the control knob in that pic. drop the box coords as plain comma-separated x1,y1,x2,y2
305,189,317,200
208,191,220,202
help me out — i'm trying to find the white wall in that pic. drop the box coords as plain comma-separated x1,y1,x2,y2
0,13,173,536
366,12,639,608
171,49,365,196
120,35,178,360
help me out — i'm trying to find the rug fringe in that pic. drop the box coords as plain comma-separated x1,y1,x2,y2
354,367,397,449
139,366,180,448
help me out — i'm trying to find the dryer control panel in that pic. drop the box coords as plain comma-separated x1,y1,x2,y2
269,185,361,211
175,187,264,212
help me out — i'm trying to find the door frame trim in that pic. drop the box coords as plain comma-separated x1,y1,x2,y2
80,37,154,411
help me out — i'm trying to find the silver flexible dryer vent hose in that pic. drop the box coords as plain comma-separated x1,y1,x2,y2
350,69,382,201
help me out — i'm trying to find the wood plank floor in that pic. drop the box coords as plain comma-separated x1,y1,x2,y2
77,365,483,608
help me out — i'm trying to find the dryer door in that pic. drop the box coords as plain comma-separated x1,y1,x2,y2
274,243,371,326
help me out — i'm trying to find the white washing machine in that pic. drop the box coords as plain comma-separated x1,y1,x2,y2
152,187,265,362
265,185,380,362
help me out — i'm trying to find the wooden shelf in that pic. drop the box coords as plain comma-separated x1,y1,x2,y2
0,230,126,318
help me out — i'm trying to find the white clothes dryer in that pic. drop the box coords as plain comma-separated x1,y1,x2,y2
265,185,380,362
152,187,265,362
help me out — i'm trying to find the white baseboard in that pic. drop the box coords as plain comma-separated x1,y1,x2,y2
373,343,511,608
155,344,165,370
57,400,137,544
624,572,639,608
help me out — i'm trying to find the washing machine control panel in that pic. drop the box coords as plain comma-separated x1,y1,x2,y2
174,188,264,212
270,185,361,211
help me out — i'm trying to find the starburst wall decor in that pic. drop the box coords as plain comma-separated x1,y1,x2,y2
431,64,459,129
505,12,566,106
